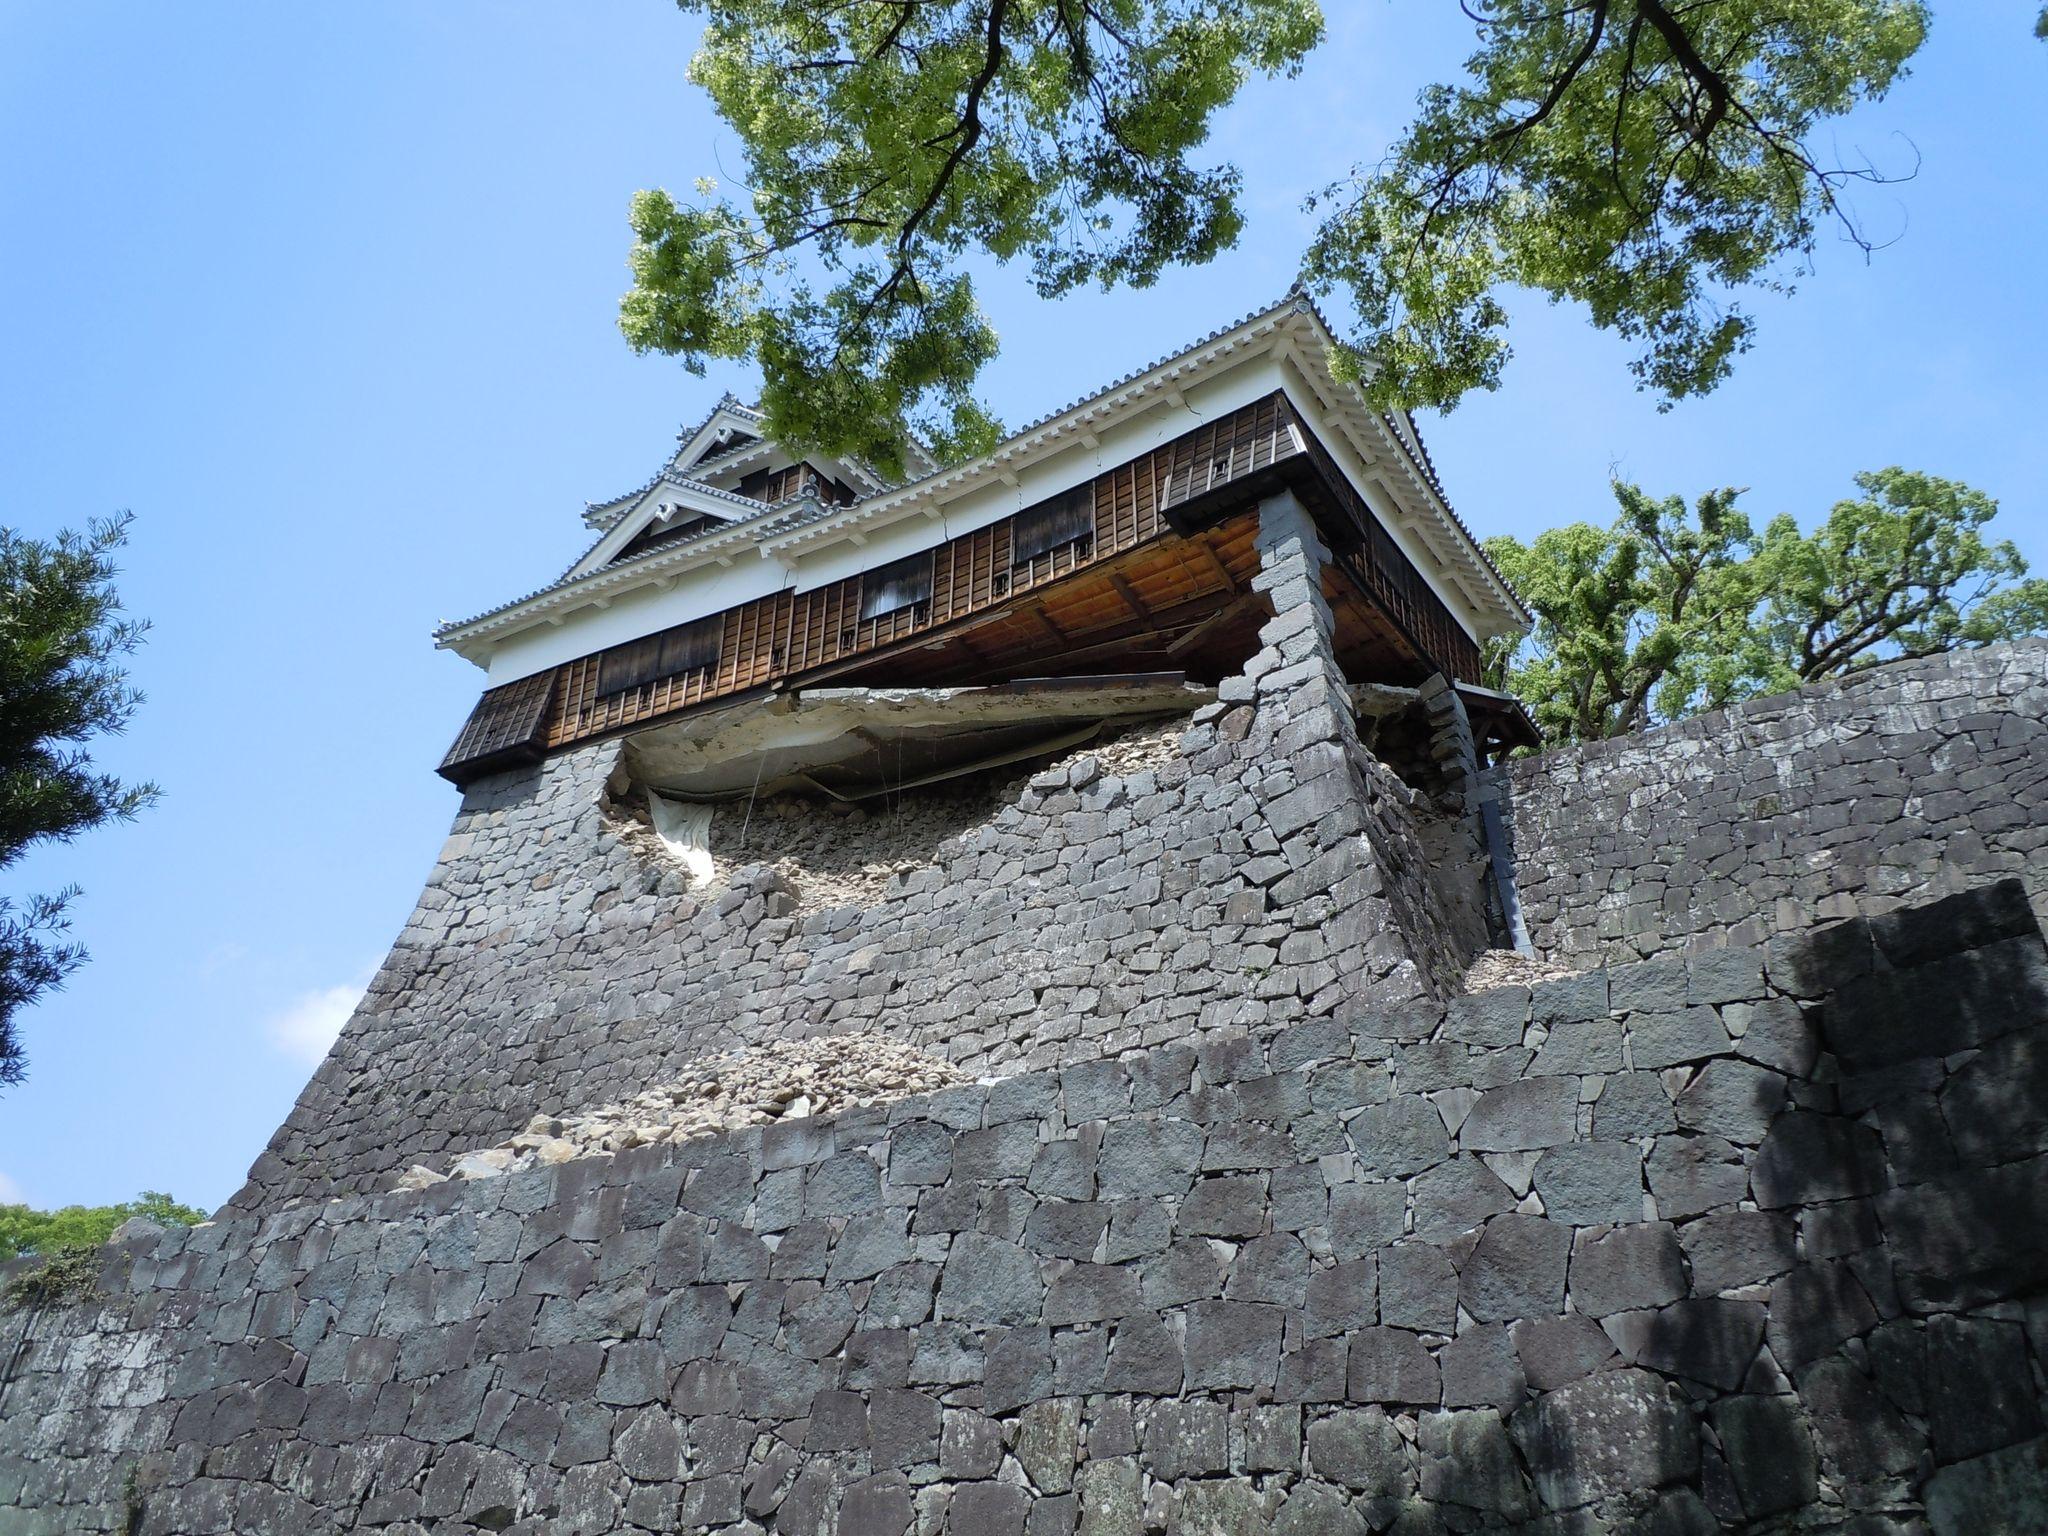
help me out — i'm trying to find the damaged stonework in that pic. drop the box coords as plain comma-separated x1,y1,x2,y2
602,717,1190,916
1352,678,1502,962
10,882,2048,1534
400,1031,970,1183
223,501,1489,1213
1235,492,1482,1002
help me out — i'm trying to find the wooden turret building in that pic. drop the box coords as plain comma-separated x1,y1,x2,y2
434,297,1535,787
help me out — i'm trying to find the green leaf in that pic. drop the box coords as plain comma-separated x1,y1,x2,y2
619,2,1931,455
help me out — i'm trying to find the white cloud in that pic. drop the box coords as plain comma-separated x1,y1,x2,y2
264,981,366,1065
0,1170,24,1205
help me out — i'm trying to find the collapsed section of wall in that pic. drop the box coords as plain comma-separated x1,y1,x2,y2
228,493,1485,1215
1490,640,2048,965
6,880,2045,1533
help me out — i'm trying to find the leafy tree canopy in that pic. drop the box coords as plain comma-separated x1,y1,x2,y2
0,514,157,1087
0,1191,205,1261
1485,469,2048,745
618,0,1964,469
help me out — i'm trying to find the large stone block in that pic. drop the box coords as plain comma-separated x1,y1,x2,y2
1460,1080,1577,1153
1827,936,2048,1071
1179,1175,1270,1239
1531,1142,1644,1227
1460,1216,1572,1323
1510,1369,1699,1511
1878,1154,2048,1311
1438,1325,1526,1414
1512,1315,1619,1392
1710,1395,1817,1520
1380,1244,1458,1335
1411,1156,1516,1242
1677,1209,1796,1295
1569,1223,1686,1318
1627,1008,1733,1071
1304,1258,1378,1337
1603,1298,1765,1392
1353,1097,1453,1177
1645,1134,1749,1221
1870,877,2038,968
1348,1327,1442,1407
1672,1059,1786,1145
1750,1114,1886,1209
1097,1121,1204,1199
937,1234,1045,1326
1765,1260,1879,1372
1940,1026,2048,1168
1796,1357,1922,1483
1419,1408,1535,1518
1925,1314,2046,1465
1306,1407,1413,1498
1183,1301,1284,1390
1272,1480,1369,1536
1924,1435,2048,1536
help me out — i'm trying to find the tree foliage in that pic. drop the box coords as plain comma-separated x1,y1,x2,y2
0,1191,205,1261
1482,484,1767,741
1753,469,2048,678
0,514,157,1087
621,0,1322,472
1485,470,2048,744
617,0,1970,464
1306,0,1927,411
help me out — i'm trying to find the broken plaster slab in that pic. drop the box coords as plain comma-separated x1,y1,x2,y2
647,793,716,885
622,678,1215,800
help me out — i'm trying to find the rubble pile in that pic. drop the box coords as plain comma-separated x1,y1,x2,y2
607,717,1190,913
1462,946,1579,992
396,1032,968,1189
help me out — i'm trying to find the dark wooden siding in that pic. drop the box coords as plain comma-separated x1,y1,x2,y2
436,668,557,780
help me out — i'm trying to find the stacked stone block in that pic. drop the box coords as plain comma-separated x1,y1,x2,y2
229,493,1478,1215
6,879,2046,1532
1493,639,2048,964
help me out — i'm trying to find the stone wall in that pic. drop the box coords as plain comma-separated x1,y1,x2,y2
228,494,1483,1216
6,880,2046,1533
1490,640,2048,965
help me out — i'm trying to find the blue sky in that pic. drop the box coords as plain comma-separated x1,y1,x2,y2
1,3,2042,1213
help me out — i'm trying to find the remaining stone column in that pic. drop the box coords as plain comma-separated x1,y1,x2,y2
1235,491,1472,1005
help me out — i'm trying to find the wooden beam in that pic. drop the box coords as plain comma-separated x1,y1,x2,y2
1108,572,1154,622
1166,589,1266,657
1027,604,1069,646
1193,539,1240,597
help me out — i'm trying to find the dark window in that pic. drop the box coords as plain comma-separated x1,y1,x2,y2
596,615,723,697
1011,485,1095,565
858,551,934,620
